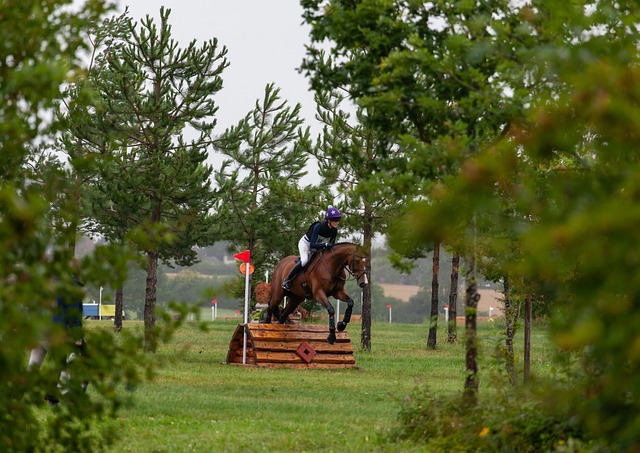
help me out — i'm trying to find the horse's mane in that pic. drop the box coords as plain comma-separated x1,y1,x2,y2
333,242,366,255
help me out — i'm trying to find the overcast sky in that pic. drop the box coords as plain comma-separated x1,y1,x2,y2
120,1,317,133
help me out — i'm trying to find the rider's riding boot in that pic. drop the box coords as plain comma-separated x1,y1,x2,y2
282,262,303,291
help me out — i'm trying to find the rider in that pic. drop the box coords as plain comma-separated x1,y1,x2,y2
282,207,342,291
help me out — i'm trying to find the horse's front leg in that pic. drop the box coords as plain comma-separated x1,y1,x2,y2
337,295,354,332
316,295,337,344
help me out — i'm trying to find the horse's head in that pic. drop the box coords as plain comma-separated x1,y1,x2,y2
348,247,369,288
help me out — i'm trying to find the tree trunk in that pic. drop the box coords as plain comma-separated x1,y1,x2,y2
447,253,460,343
503,276,517,385
361,280,372,351
524,294,532,384
144,249,159,352
360,211,373,351
463,259,480,406
114,286,124,332
427,241,440,349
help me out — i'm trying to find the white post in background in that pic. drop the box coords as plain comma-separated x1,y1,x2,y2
99,287,103,320
444,305,449,323
242,264,250,365
336,300,340,321
266,271,269,283
387,304,392,323
489,306,494,318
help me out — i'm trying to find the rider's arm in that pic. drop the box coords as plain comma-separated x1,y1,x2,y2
309,223,325,250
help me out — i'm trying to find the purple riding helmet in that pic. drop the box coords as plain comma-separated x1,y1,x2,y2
325,207,341,221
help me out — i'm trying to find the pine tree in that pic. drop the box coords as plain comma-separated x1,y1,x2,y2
312,89,404,350
213,83,319,280
69,8,227,350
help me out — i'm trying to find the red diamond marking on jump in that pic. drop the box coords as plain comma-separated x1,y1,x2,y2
296,341,316,363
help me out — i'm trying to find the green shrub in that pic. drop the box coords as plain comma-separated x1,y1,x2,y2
389,381,597,452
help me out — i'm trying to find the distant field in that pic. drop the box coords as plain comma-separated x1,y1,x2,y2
380,283,420,302
380,284,504,316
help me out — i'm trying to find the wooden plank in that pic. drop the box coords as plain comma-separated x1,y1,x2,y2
248,329,351,343
246,323,329,332
229,362,356,369
257,362,356,369
252,340,353,354
255,351,355,365
226,349,255,364
226,323,357,368
246,324,352,337
228,347,255,358
250,332,351,343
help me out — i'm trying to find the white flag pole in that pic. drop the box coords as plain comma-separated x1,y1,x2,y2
242,262,250,365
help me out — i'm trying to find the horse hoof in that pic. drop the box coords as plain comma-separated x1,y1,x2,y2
327,332,336,344
337,321,347,332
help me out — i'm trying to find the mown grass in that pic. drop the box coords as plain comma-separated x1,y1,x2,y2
93,318,553,452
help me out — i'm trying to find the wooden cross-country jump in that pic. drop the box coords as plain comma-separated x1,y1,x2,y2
226,323,356,369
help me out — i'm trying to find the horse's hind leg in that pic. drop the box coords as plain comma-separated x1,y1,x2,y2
259,308,270,323
261,303,280,324
337,296,354,332
277,300,298,324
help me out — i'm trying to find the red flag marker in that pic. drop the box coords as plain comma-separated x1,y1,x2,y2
233,250,250,263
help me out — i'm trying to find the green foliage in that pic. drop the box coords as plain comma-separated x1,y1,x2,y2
302,0,640,447
0,2,209,450
390,382,591,452
381,0,640,448
301,0,539,358
0,185,187,452
0,0,114,183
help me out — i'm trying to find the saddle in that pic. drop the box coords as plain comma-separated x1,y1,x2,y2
293,253,322,299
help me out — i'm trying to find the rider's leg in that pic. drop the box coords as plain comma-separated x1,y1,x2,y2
282,261,303,290
283,237,311,291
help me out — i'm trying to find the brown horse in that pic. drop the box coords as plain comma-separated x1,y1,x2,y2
261,242,369,344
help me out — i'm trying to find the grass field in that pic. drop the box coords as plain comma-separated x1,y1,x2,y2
96,318,553,452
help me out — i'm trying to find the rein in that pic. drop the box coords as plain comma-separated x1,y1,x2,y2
345,252,367,281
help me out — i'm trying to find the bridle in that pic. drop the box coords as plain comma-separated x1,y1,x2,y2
323,244,368,283
345,252,368,282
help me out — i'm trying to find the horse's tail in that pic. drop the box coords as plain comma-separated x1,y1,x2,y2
255,282,271,307
255,282,272,323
